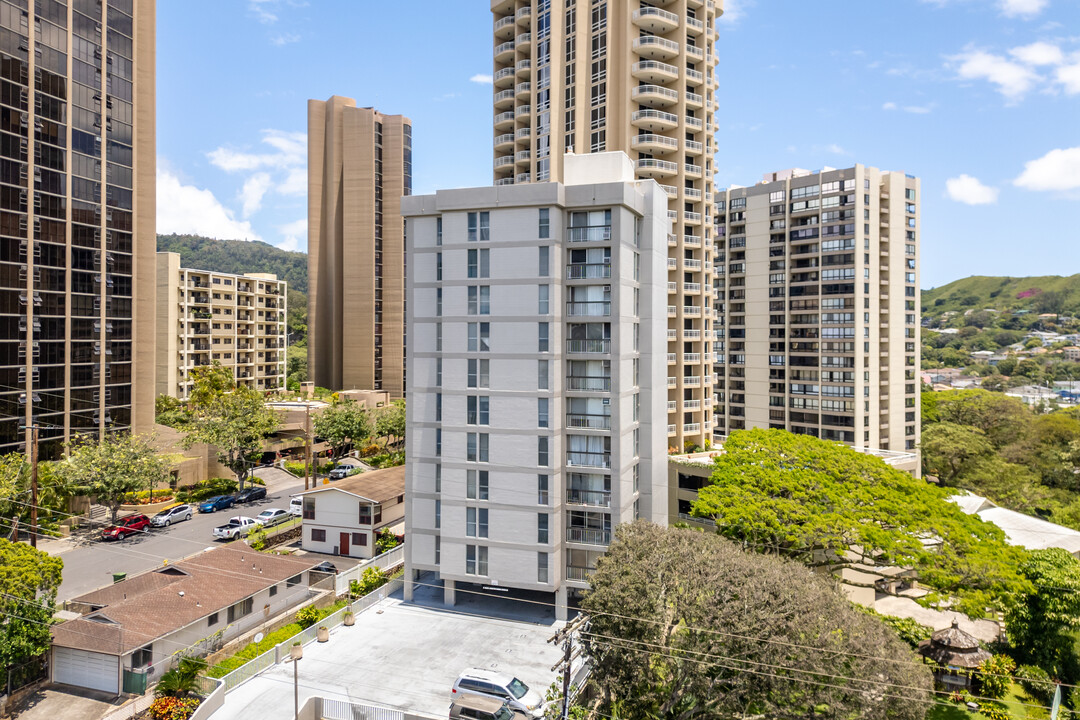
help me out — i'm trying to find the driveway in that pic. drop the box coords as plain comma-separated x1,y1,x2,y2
211,576,563,719
13,685,123,720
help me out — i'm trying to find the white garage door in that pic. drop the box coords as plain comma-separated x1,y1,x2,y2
54,647,119,694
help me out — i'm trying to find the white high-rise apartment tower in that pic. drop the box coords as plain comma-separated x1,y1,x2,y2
402,153,668,617
492,0,722,451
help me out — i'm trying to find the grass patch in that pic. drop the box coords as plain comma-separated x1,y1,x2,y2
206,599,348,678
927,703,972,720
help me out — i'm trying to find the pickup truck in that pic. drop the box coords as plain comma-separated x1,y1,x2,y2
213,516,259,541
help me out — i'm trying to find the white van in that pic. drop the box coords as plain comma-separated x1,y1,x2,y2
288,496,303,516
451,668,544,718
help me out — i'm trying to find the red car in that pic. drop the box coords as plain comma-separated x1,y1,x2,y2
101,514,151,541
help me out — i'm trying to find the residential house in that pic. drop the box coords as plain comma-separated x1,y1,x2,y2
296,465,405,559
1063,346,1080,362
969,350,996,362
51,546,323,695
1005,385,1058,405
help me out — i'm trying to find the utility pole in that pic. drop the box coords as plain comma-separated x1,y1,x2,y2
548,613,587,719
304,404,312,491
20,424,40,549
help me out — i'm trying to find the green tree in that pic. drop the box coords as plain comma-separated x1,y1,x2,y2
581,521,933,720
976,654,1016,700
935,389,1032,448
1005,548,1080,672
0,538,63,670
154,656,206,698
691,429,1030,616
154,394,191,429
374,400,406,448
183,367,279,492
920,422,994,484
375,528,399,554
313,399,371,459
56,433,174,522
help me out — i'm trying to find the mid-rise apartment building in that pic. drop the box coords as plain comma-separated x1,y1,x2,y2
155,253,286,400
713,166,920,452
491,0,722,450
0,0,156,457
401,153,668,618
308,96,411,396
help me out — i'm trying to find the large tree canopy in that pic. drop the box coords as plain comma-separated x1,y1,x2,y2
0,538,63,670
581,522,934,720
690,429,1030,616
1005,548,1080,673
56,433,174,522
313,399,371,459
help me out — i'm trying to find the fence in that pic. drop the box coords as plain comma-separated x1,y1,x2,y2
334,545,405,596
5,655,46,696
219,577,405,693
188,678,225,720
302,696,441,720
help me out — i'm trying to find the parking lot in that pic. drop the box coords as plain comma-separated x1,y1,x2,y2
211,575,565,719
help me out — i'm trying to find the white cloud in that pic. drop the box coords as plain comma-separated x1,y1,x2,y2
249,0,277,23
277,218,307,252
278,167,306,196
1009,41,1064,66
1057,61,1080,94
825,144,850,156
883,101,934,113
469,74,493,85
945,174,1000,205
207,130,306,173
1014,147,1080,191
157,169,262,241
717,0,751,24
271,33,300,46
998,0,1048,17
950,48,1040,101
239,173,273,218
882,101,898,110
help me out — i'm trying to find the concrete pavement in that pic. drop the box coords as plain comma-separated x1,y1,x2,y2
11,685,125,720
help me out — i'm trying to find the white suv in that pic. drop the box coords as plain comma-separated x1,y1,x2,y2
451,669,544,718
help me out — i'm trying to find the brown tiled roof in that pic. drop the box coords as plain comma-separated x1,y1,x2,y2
297,464,404,504
52,546,320,655
916,621,992,669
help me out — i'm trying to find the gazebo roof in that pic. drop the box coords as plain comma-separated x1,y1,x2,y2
917,621,992,669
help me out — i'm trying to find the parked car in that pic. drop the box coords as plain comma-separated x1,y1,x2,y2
150,504,193,527
199,495,235,513
235,486,268,504
254,508,289,527
449,696,525,720
101,514,151,541
328,464,354,480
213,516,258,541
451,669,544,718
312,561,337,574
288,496,303,516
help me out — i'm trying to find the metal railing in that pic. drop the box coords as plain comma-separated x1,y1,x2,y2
566,263,611,280
334,544,405,596
566,413,611,430
566,339,610,354
568,225,611,242
632,108,677,125
566,375,611,391
566,527,612,545
566,489,611,507
566,566,595,581
566,301,611,317
566,451,611,469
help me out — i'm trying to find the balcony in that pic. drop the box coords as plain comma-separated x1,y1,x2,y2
686,15,705,34
516,58,531,76
494,15,515,39
683,329,701,340
684,258,702,270
684,352,701,364
631,133,678,154
685,139,703,155
516,32,531,50
668,424,677,435
631,108,678,131
685,163,703,178
566,376,611,392
631,84,679,108
686,68,704,86
494,154,515,169
568,225,611,242
660,185,678,199
515,81,531,98
566,339,610,354
683,305,702,316
685,91,704,109
566,301,611,317
684,376,702,387
684,210,702,225
516,5,531,24
495,177,514,186
667,282,676,294
683,234,701,247
684,399,702,410
667,377,676,388
667,305,677,317
566,263,611,280
566,489,612,508
491,0,513,13
493,88,515,108
567,413,611,430
515,149,531,165
494,111,515,130
684,422,701,434
494,133,515,150
667,352,676,364
631,60,679,85
494,41,515,62
515,104,532,117
667,257,677,269
515,172,531,184
667,400,677,412
684,187,702,200
566,527,612,545
636,158,678,178
633,35,680,61
685,115,704,130
667,329,677,340
632,6,680,33
494,66,515,87
686,44,704,60
683,282,701,294
566,452,611,470
566,566,595,582
516,126,532,142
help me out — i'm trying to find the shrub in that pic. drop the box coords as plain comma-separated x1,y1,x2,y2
349,567,388,598
176,478,237,503
295,605,321,629
359,443,381,458
1016,664,1055,702
149,697,200,720
368,451,405,469
977,654,1016,700
375,528,399,555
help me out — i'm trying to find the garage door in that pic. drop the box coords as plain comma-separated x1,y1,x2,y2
54,647,119,694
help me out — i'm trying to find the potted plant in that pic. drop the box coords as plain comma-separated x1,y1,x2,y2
316,625,329,642
343,607,355,627
290,641,303,661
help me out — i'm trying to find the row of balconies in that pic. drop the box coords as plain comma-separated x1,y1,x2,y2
666,352,710,364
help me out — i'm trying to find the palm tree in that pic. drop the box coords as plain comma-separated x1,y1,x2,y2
154,656,206,698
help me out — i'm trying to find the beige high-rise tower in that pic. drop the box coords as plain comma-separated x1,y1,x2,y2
491,0,721,450
308,97,412,396
0,0,156,458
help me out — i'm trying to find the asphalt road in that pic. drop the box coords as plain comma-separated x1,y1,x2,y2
55,476,310,602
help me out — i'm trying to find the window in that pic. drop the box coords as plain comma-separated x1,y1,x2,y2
467,286,490,315
466,507,489,538
467,433,489,462
287,574,301,588
132,645,153,668
435,499,441,529
538,322,549,352
359,504,382,525
303,497,315,520
467,322,490,351
468,249,490,278
436,322,442,351
538,436,549,466
227,597,254,623
538,285,549,314
435,393,442,422
434,536,440,565
436,252,442,281
539,208,550,238
539,246,550,277
538,553,549,583
207,613,219,627
538,398,549,428
538,513,549,543
468,358,490,388
538,359,549,390
435,464,441,492
538,474,549,504
436,358,443,387
269,584,278,597
311,528,326,542
465,545,488,575
436,216,443,245
352,532,367,546
467,396,490,425
467,211,490,242
467,469,489,500
435,428,442,457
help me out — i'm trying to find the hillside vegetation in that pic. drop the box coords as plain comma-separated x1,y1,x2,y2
922,274,1080,318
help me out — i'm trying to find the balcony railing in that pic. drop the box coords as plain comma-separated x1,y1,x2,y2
566,263,611,280
566,489,612,507
566,527,612,545
566,451,611,469
568,225,612,242
566,413,611,430
632,108,678,125
566,376,611,392
566,301,611,317
566,339,610,354
566,566,595,581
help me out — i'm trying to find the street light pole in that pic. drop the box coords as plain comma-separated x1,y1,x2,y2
290,643,303,720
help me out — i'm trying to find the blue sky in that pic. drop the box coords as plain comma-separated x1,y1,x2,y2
157,0,1080,289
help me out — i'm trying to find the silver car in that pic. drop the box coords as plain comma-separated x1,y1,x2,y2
255,508,290,527
150,504,193,527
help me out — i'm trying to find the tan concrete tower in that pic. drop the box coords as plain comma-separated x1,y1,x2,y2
308,97,412,396
491,0,722,450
